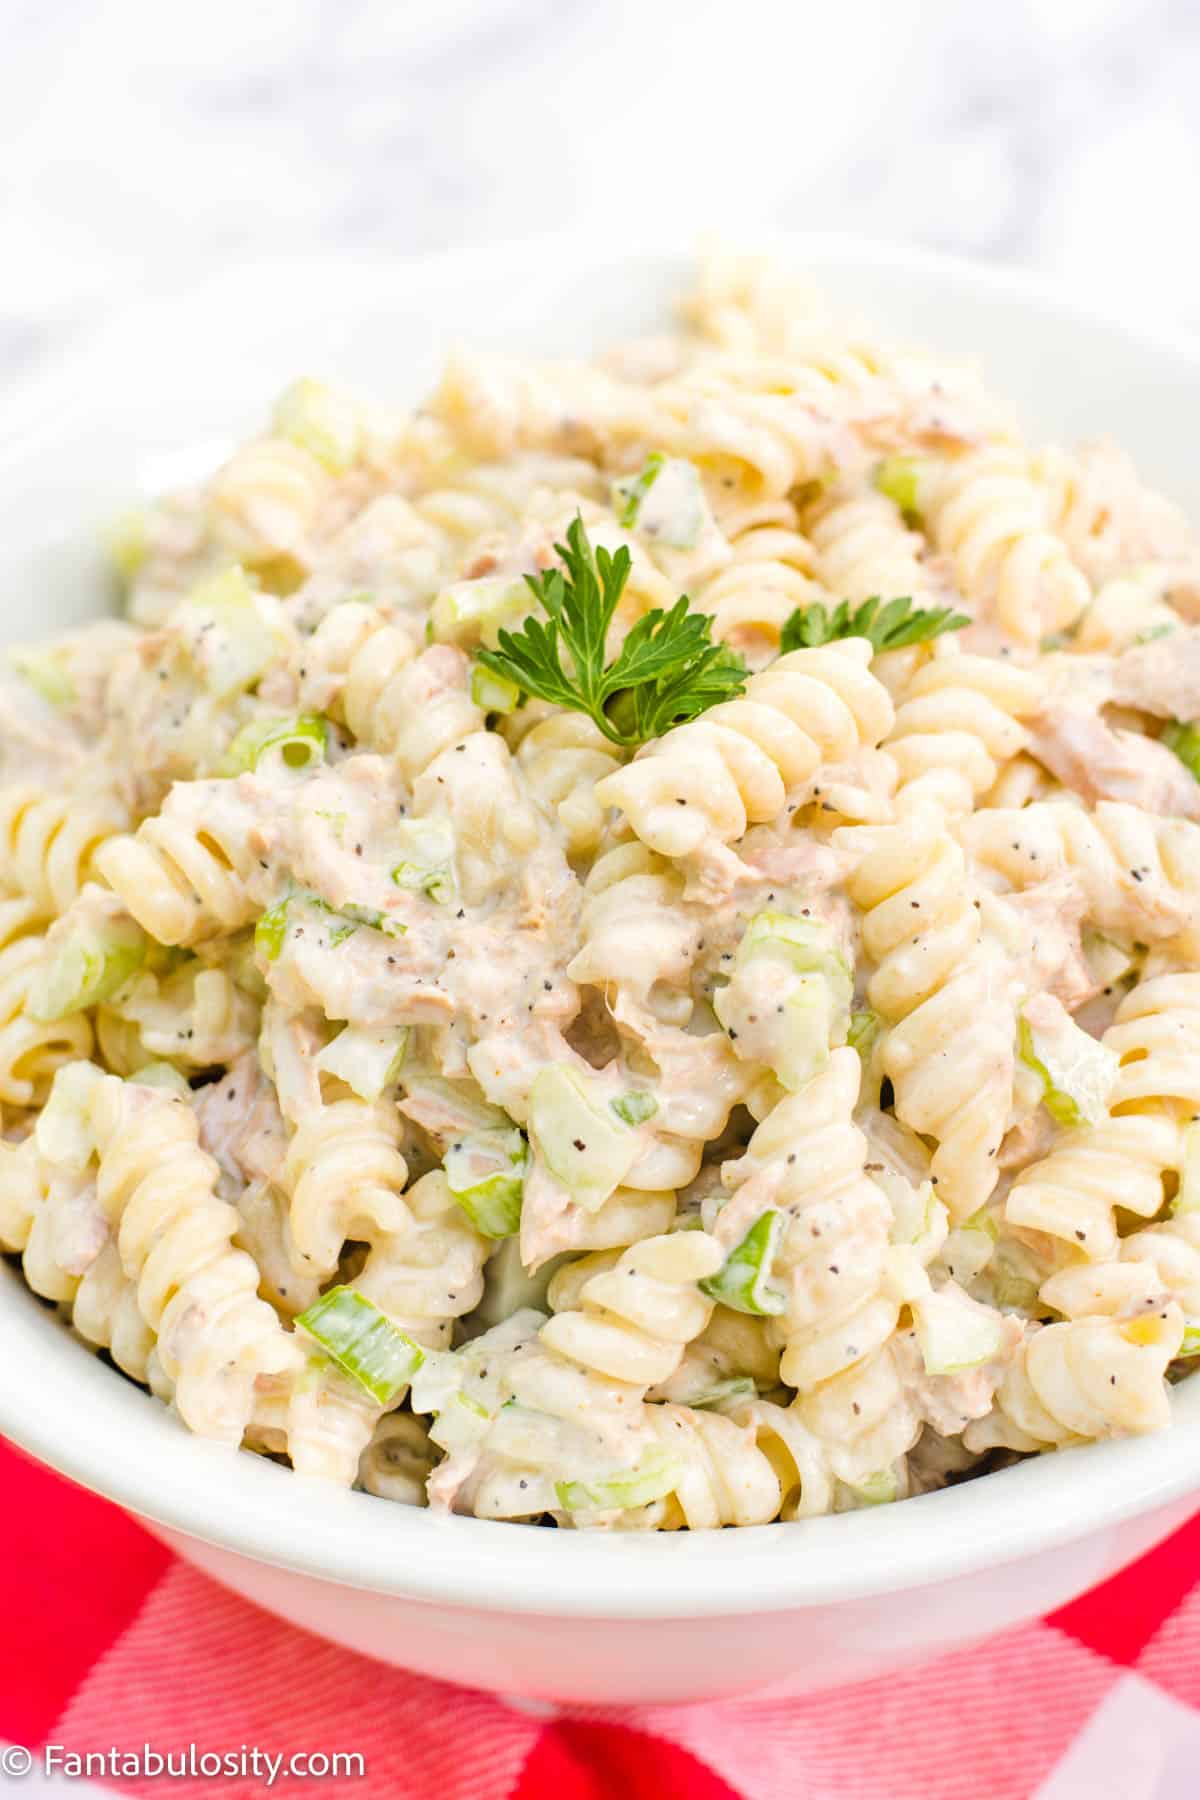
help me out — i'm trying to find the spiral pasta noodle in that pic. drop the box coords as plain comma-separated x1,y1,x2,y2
959,801,1200,946
594,639,895,879
924,447,1092,644
885,649,1044,818
0,897,92,1106
0,785,128,916
837,814,1017,1218
1007,974,1200,1264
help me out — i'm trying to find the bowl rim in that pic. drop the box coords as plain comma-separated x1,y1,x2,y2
2,229,1200,1620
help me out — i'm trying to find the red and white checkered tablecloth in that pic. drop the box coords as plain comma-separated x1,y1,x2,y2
2,1440,1198,1799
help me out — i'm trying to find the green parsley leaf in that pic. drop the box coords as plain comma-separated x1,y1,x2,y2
475,515,746,748
779,594,970,658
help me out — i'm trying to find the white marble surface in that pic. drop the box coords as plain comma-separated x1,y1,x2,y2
2,0,1198,388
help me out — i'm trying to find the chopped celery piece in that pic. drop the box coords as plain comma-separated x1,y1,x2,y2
528,1064,638,1208
1135,623,1175,644
390,819,456,904
613,451,664,529
316,1025,408,1101
133,1061,192,1098
874,455,923,523
9,646,75,707
273,378,362,475
990,1256,1040,1315
28,916,148,1021
186,566,282,697
1175,1121,1200,1215
470,664,521,714
889,1179,940,1250
736,911,853,1023
555,1451,681,1513
337,899,406,939
1018,1000,1118,1128
256,890,404,961
612,454,705,548
610,1090,658,1126
846,1008,881,1058
255,897,291,961
914,1289,1005,1376
37,1062,102,1168
296,1285,424,1404
444,1128,528,1238
699,1211,786,1317
716,909,852,1090
687,1375,757,1410
851,1469,899,1506
106,509,149,584
1178,1323,1200,1357
1081,931,1135,991
430,576,530,649
1162,719,1200,785
218,712,328,776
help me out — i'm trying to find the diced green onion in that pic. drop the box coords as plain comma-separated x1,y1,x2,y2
273,378,363,475
851,1469,899,1506
699,1211,786,1317
444,1128,528,1238
716,910,852,1091
106,509,149,585
430,576,530,649
133,1061,192,1098
337,900,406,939
218,713,328,777
255,897,291,961
28,916,149,1021
186,566,284,698
687,1375,757,1410
1018,1002,1118,1128
528,1064,639,1209
612,454,706,548
610,1090,658,1126
1175,1121,1200,1215
470,665,521,714
9,647,75,708
1162,719,1200,785
555,1451,681,1513
316,1025,407,1101
1178,1323,1200,1357
913,1289,1005,1376
846,1008,881,1058
296,1285,424,1405
1081,932,1135,991
390,819,456,904
613,452,665,529
256,890,405,962
874,455,923,523
1135,623,1175,644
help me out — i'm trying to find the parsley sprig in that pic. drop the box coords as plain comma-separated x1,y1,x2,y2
779,594,969,657
475,515,746,748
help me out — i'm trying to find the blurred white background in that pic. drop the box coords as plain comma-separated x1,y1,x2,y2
1,0,1192,384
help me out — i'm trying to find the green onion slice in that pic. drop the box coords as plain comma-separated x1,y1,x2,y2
219,713,328,777
699,1210,786,1317
296,1285,425,1405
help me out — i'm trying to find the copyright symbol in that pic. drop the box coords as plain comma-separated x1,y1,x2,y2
1,1746,32,1777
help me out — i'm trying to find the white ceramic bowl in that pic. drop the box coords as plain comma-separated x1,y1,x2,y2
2,237,1199,1707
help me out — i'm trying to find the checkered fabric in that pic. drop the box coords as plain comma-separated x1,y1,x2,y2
2,1441,1197,1798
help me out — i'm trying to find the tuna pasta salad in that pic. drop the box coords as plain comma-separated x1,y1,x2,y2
4,256,1200,1532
